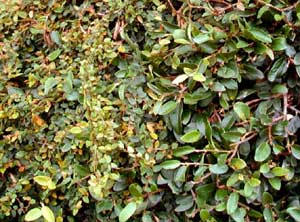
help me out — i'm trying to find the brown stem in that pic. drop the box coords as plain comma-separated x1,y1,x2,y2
228,132,257,163
268,125,273,145
191,172,212,184
193,149,232,154
288,105,300,114
181,162,210,166
256,0,298,12
283,93,288,138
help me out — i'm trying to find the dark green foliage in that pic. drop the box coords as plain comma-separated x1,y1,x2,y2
1,0,300,222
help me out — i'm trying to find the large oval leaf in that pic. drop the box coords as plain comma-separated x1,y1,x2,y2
44,77,58,95
159,160,181,170
157,101,177,115
233,102,250,120
25,208,42,221
119,202,137,222
291,145,300,160
33,176,56,190
254,142,271,162
229,158,247,170
173,146,195,157
48,49,62,61
287,207,300,222
227,193,239,215
209,164,229,174
34,176,51,187
41,205,55,222
249,27,272,43
180,130,201,143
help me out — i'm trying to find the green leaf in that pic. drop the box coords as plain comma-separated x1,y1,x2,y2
34,176,56,190
157,101,177,115
254,142,271,162
193,72,206,82
229,158,247,170
257,5,269,18
193,33,210,44
271,37,287,51
200,209,211,220
119,202,137,222
296,66,300,78
66,91,79,101
249,27,272,43
291,145,300,160
63,72,73,93
159,160,181,170
263,208,273,222
194,165,208,179
173,146,195,157
175,196,194,212
96,200,113,212
287,207,300,222
209,164,229,174
174,165,188,182
196,183,215,202
248,178,261,187
294,52,300,66
7,86,24,96
70,126,82,134
227,193,239,215
25,208,42,221
50,31,61,45
227,173,239,187
260,163,270,173
262,192,273,204
236,39,249,48
172,74,189,85
268,58,287,82
268,177,281,190
217,66,238,79
233,102,250,120
30,27,43,34
173,29,190,44
248,209,262,219
118,84,126,100
33,176,50,186
161,21,180,33
169,102,183,134
41,205,55,222
231,208,246,222
244,182,254,197
222,132,241,143
180,130,201,143
44,77,58,95
48,49,62,61
212,82,226,92
129,183,143,197
142,214,152,222
173,29,186,39
153,101,163,115
271,167,289,177
74,164,90,177
243,64,264,80
271,84,288,94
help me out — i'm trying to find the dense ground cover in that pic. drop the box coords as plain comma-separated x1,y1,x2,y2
1,0,300,221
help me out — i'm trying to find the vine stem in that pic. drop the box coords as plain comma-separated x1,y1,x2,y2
283,93,288,138
191,172,212,184
227,131,257,163
256,0,298,12
193,149,232,154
